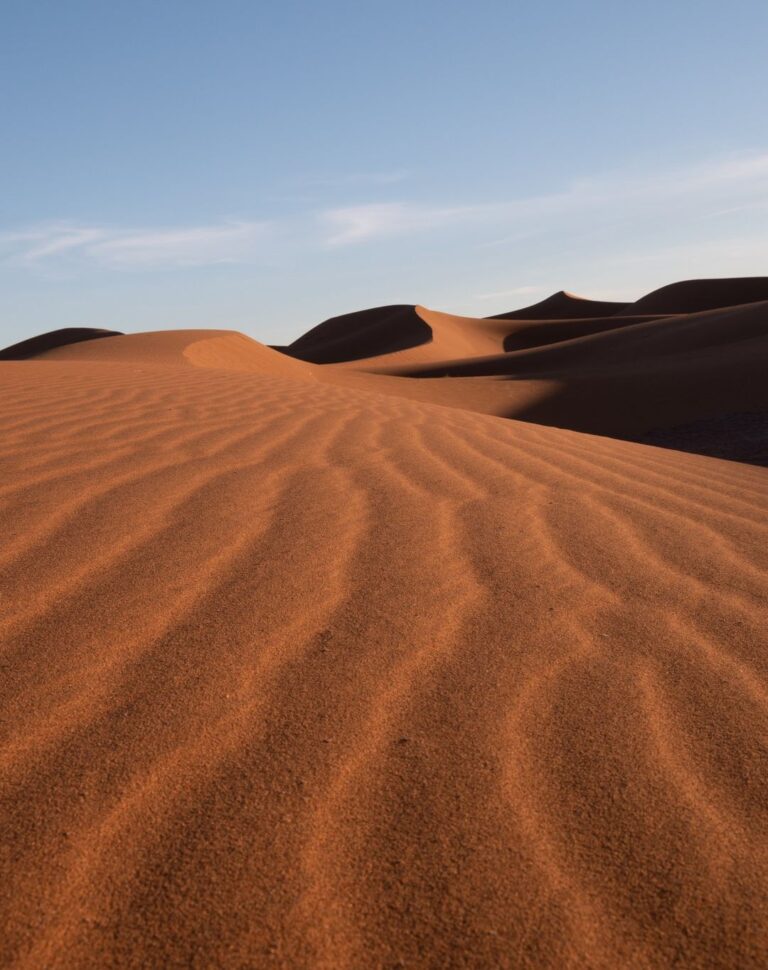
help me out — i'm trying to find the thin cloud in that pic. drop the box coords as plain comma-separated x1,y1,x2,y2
321,150,768,248
320,202,493,246
93,222,269,266
1,220,271,268
24,227,109,259
2,150,767,273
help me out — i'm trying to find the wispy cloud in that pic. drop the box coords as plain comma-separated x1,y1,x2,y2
23,227,109,259
0,220,271,269
320,202,493,246
321,151,768,248
93,222,270,266
1,150,767,275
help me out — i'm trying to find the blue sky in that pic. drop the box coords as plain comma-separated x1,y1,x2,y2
2,0,767,346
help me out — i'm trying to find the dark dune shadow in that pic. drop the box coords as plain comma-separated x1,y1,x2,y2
490,291,630,320
375,300,768,380
501,315,665,351
0,328,122,360
618,277,768,315
276,305,431,364
632,411,768,466
510,389,768,466
500,353,768,465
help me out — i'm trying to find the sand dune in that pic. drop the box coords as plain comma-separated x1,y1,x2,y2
279,305,430,364
0,328,123,361
305,281,768,457
279,305,515,368
359,300,768,430
500,313,665,352
1,277,767,968
39,328,314,379
490,290,630,320
619,276,768,315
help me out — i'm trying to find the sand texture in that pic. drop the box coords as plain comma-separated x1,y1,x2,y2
1,278,767,968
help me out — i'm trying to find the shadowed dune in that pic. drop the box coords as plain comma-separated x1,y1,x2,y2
490,290,630,320
319,320,768,447
373,300,768,380
278,305,430,364
1,279,768,967
500,313,667,352
619,276,768,315
637,410,768,466
340,306,513,370
305,282,768,457
279,305,514,370
0,328,122,360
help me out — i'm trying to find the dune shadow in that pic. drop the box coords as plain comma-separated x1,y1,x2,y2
0,328,122,360
276,306,431,365
505,382,768,467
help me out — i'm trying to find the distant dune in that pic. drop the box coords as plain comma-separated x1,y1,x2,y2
500,313,665,352
37,328,313,378
1,277,767,968
278,305,430,364
293,278,768,463
490,289,630,319
0,327,122,360
618,276,768,315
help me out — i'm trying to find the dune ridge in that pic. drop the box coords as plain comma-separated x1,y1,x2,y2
490,290,630,320
282,278,768,459
33,328,313,379
278,306,430,364
618,276,768,315
0,328,123,360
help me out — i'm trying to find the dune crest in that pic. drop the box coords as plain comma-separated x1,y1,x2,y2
293,277,768,462
491,290,630,320
0,327,122,360
279,305,430,364
619,276,768,315
27,328,313,379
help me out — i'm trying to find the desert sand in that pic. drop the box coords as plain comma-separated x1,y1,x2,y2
1,278,767,968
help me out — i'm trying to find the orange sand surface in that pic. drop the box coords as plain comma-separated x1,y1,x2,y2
1,281,768,967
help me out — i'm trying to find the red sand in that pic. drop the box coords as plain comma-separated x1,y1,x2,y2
1,279,767,968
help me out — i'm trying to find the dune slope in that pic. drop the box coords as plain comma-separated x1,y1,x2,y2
0,349,767,969
500,313,665,352
620,276,768,315
34,328,314,379
490,290,630,319
0,328,123,360
303,288,768,455
279,305,430,364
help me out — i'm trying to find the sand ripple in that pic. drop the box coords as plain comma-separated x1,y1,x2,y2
0,356,767,968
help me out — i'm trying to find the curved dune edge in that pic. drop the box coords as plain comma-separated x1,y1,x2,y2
0,355,766,968
490,289,630,320
182,333,313,378
328,306,511,370
28,328,313,380
273,305,515,371
620,276,768,315
280,305,431,364
313,306,768,444
0,327,123,360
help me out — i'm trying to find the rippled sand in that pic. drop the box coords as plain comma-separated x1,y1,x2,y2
1,307,767,967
